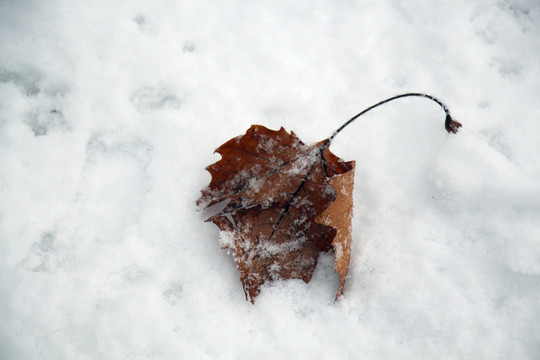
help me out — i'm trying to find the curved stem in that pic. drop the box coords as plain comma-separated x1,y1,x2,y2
320,93,461,152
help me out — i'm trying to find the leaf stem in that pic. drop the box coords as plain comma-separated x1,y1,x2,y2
320,92,461,151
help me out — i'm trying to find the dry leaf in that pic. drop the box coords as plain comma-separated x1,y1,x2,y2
198,125,354,302
197,92,461,303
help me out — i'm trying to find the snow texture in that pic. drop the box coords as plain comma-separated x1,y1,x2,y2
1,0,540,359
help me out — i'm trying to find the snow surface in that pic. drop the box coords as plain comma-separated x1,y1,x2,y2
1,0,540,359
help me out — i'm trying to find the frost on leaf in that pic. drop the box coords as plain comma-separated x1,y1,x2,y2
198,125,355,303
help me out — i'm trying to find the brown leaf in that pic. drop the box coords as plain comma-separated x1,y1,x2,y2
198,125,354,303
198,92,459,303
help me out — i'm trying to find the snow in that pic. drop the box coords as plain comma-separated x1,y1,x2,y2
1,0,540,358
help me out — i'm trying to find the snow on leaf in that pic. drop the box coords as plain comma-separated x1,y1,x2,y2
198,125,355,303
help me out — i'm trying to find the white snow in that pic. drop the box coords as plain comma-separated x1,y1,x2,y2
1,0,540,359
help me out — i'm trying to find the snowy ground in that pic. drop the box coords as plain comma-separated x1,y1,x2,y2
1,0,540,359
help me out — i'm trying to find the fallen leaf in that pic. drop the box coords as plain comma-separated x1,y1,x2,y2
197,93,460,303
198,125,354,302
